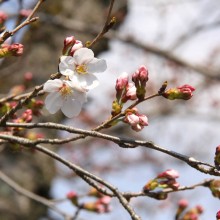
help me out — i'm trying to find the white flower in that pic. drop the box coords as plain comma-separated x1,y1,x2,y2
43,79,87,118
59,48,107,90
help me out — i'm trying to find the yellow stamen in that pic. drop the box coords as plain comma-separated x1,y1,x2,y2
76,64,87,74
59,83,73,98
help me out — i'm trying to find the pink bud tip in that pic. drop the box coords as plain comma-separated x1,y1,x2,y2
178,199,188,208
157,169,179,179
66,191,77,199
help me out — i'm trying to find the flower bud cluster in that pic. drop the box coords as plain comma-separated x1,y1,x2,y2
123,108,148,132
66,187,112,214
112,66,148,117
207,179,220,199
132,65,149,100
162,84,195,100
83,195,111,213
0,43,24,58
143,169,180,193
175,199,203,220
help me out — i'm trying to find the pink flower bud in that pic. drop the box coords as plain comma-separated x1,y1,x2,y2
163,84,195,100
124,83,137,101
177,84,195,100
64,36,76,48
124,113,139,126
157,169,179,179
209,180,220,198
178,199,188,209
132,65,149,84
22,109,33,122
67,191,77,199
62,36,76,55
70,40,83,55
196,205,203,214
124,109,148,132
0,11,7,24
131,66,149,100
8,43,24,56
216,210,220,220
139,114,148,126
115,72,128,91
24,72,33,82
0,43,24,57
99,196,111,205
66,191,78,206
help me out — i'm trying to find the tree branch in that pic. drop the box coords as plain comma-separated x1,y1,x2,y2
1,124,219,176
0,170,72,219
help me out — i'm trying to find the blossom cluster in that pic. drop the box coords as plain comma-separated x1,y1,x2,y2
43,36,107,118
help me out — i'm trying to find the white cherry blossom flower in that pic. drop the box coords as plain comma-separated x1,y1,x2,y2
59,48,107,91
43,79,87,118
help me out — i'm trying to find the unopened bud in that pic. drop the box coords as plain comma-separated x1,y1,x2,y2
132,65,149,100
62,36,76,55
116,72,129,91
0,43,24,57
24,72,33,82
209,180,220,199
0,11,7,24
70,40,83,55
162,84,195,100
66,191,78,206
157,169,179,179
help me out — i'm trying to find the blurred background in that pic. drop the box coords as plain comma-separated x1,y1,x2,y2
0,0,220,219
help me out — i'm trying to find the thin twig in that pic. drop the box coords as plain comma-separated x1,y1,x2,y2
0,170,72,219
72,206,83,220
89,0,115,47
0,72,60,125
95,93,160,130
42,14,220,81
0,0,45,44
0,90,45,104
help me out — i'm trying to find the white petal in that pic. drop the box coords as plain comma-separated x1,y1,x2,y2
64,79,86,93
61,98,82,118
71,74,99,90
45,92,62,114
43,79,62,92
74,48,94,65
87,58,107,73
59,56,75,76
74,90,87,104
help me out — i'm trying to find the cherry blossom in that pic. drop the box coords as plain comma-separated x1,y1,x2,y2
43,79,87,118
59,47,107,90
